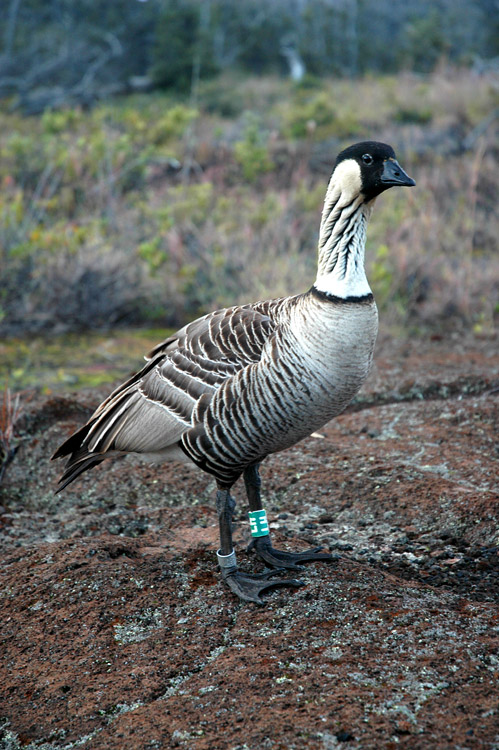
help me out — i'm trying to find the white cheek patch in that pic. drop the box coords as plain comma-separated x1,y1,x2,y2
331,159,362,203
320,158,363,243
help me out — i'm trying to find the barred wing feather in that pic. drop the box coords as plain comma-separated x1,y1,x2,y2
53,302,283,489
146,301,281,363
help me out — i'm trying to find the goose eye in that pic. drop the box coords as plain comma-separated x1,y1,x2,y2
362,154,373,165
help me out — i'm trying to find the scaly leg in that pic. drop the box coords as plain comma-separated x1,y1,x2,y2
216,485,303,604
244,464,333,571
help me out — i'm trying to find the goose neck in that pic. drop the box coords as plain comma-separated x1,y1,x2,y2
314,182,374,299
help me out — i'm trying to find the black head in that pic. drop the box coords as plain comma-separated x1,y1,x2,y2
335,141,415,201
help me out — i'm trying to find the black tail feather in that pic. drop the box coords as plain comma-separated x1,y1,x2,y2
52,421,94,460
55,453,105,493
52,351,169,490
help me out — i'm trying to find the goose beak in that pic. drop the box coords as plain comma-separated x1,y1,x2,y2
380,158,416,187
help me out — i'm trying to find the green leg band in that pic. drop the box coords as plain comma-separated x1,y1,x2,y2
249,509,270,537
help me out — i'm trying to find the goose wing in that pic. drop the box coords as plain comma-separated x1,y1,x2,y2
53,300,284,489
146,298,283,362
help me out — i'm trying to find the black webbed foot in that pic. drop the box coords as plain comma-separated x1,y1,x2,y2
248,535,333,571
217,547,304,604
221,566,304,605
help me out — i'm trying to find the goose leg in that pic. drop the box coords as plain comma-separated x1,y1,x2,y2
244,464,333,571
216,486,303,604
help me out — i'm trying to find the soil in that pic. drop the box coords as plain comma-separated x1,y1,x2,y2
0,330,498,750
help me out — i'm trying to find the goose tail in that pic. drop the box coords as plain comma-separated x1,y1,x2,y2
52,420,106,492
55,451,106,493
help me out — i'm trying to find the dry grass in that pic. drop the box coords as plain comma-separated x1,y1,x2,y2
365,137,498,330
0,66,497,336
0,387,23,483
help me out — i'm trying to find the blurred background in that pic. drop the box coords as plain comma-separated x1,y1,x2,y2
0,0,498,393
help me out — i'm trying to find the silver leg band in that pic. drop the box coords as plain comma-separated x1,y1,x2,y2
217,549,237,570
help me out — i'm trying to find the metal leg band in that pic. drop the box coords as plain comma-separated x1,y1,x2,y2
217,549,237,570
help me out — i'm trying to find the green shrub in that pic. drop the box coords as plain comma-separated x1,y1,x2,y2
282,91,361,139
0,70,497,338
234,114,274,181
169,182,215,225
292,74,322,91
149,105,198,144
138,237,167,273
199,79,245,118
284,92,335,138
41,108,82,134
393,106,433,124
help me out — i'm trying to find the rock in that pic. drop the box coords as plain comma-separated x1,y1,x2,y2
0,331,498,748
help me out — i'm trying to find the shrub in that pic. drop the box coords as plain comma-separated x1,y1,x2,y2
149,106,198,145
0,69,497,339
0,387,22,484
234,114,274,181
282,91,361,140
198,79,245,118
393,106,433,125
41,109,83,134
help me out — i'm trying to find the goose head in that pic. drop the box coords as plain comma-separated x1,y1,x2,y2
332,141,415,203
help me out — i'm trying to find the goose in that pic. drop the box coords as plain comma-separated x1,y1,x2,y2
53,141,415,604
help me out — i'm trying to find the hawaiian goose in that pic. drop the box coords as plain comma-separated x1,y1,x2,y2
53,141,415,603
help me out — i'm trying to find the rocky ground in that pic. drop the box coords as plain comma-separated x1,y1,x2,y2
0,330,498,750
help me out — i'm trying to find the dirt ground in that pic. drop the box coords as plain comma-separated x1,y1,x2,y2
0,330,498,750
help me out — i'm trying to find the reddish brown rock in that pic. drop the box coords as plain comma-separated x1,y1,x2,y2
1,332,498,749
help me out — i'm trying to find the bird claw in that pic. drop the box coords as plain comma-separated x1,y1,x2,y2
248,536,334,571
222,567,304,604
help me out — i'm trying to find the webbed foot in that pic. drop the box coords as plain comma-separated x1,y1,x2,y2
248,535,333,571
217,548,303,604
222,566,304,605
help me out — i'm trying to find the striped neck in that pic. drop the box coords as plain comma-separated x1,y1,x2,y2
314,175,374,299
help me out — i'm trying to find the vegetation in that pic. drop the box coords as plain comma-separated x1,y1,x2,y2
0,328,173,393
1,66,497,353
2,0,498,112
0,2,497,383
0,386,22,482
